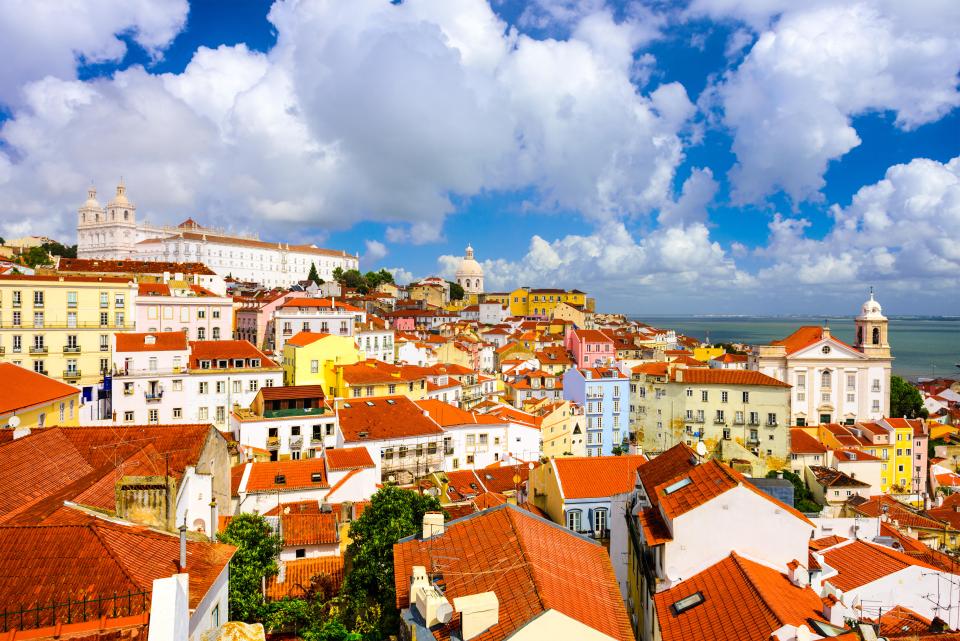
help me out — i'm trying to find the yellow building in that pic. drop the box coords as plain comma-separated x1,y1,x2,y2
408,281,446,308
506,287,592,318
815,419,919,493
281,331,360,388
328,360,429,401
692,345,725,362
0,274,137,386
1,362,81,428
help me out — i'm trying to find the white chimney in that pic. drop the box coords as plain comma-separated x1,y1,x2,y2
422,512,444,539
787,562,809,588
453,592,499,641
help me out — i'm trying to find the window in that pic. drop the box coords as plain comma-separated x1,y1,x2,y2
701,390,708,402
846,373,856,390
173,408,182,419
172,379,183,392
198,407,209,420
33,291,44,307
212,309,221,319
11,291,21,307
249,380,259,392
821,370,831,388
215,381,225,394
216,406,226,423
767,413,777,426
148,409,158,424
114,293,124,307
11,335,21,353
212,327,220,340
593,508,608,534
34,312,43,327
124,411,134,422
67,291,77,308
566,509,582,531
311,360,319,374
721,391,728,403
872,399,880,412
11,311,20,326
742,391,749,403
797,373,806,387
197,327,206,340
199,381,209,394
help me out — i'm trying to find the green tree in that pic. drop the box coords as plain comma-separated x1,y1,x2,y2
448,281,465,301
890,375,928,419
376,268,395,285
217,513,281,622
766,469,820,513
332,266,344,283
0,236,5,245
22,246,52,268
341,486,442,638
308,262,321,285
364,270,383,290
41,241,77,258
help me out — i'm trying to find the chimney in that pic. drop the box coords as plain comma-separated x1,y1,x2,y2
179,524,187,572
411,566,453,628
423,512,444,539
453,592,499,641
822,325,831,339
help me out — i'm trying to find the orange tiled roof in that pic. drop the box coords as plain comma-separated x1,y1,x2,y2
633,362,669,376
115,331,188,353
851,495,952,531
241,459,329,493
654,459,738,518
393,504,632,641
772,326,856,355
675,368,790,388
809,534,847,551
279,297,362,312
571,329,614,343
281,512,338,546
790,428,828,454
57,258,216,275
324,447,375,470
0,518,234,611
553,455,647,500
637,443,700,502
265,556,344,601
338,396,443,442
285,331,334,347
653,552,831,641
188,340,276,369
0,363,80,415
822,540,940,591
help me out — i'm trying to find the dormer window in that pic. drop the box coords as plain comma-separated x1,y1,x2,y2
311,472,323,483
199,360,211,369
218,359,228,368
251,359,260,368
233,359,244,368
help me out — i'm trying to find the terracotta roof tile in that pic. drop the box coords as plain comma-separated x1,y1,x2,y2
188,340,276,369
338,396,443,442
285,331,335,347
790,428,828,454
58,258,216,276
265,556,344,601
822,540,940,591
281,512,338,546
324,447,375,470
279,297,362,312
240,459,329,493
393,504,632,641
674,368,790,387
852,495,953,531
653,553,832,641
809,534,847,551
259,384,326,401
772,326,856,355
0,363,80,415
553,455,647,500
114,331,188,353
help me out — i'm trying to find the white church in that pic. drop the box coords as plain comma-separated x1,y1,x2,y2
76,182,359,288
751,292,893,426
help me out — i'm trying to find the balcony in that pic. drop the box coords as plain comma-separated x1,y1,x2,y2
263,406,326,419
63,346,81,353
766,420,779,428
691,416,705,423
266,437,280,451
63,370,81,380
0,347,4,354
747,436,760,445
444,447,455,456
713,418,727,425
144,389,164,402
748,419,761,426
733,418,745,425
310,435,324,446
290,435,303,449
29,345,47,354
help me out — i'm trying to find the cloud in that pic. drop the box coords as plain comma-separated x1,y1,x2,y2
657,167,718,227
363,239,388,264
386,267,414,285
697,1,960,203
0,0,693,247
757,155,960,288
0,0,188,106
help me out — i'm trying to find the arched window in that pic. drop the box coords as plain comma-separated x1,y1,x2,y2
821,370,832,389
872,327,881,345
124,210,129,220
566,509,582,532
81,213,85,223
857,326,863,345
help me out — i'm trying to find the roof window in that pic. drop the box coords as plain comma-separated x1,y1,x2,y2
671,592,704,614
386,399,396,404
663,477,692,495
311,472,323,483
366,401,375,406
274,474,286,485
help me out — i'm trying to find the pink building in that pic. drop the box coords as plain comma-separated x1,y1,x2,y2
564,328,615,368
235,290,297,350
135,282,233,341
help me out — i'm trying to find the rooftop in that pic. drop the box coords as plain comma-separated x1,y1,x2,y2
0,363,80,416
338,396,444,442
238,458,329,493
554,455,648,500
114,331,188,353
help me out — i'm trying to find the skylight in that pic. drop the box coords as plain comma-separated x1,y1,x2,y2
671,592,705,614
663,477,692,495
274,474,286,485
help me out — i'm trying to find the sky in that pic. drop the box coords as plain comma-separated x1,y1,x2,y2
0,0,958,315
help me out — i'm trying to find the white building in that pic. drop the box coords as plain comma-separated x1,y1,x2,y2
77,182,358,287
232,385,338,461
111,333,282,428
454,244,484,296
356,318,395,363
751,292,893,426
273,297,365,353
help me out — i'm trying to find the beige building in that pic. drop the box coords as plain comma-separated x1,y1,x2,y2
631,365,791,468
0,274,137,386
751,292,892,426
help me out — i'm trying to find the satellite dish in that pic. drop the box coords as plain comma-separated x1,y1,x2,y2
528,462,535,470
695,441,707,457
7,416,20,428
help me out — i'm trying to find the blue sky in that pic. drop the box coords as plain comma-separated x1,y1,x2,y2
0,0,958,315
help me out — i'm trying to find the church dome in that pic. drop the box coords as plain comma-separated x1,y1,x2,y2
456,244,484,279
108,180,130,207
858,290,885,320
82,186,101,210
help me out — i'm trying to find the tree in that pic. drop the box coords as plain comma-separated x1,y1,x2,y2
21,246,52,268
217,513,281,622
341,486,442,638
308,262,321,285
890,375,928,419
448,281,465,301
332,266,344,283
41,241,77,259
0,236,5,246
767,469,820,513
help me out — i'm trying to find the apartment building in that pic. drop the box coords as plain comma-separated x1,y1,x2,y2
273,298,365,353
0,274,137,387
231,385,337,461
631,365,791,464
135,281,233,339
563,366,629,457
0,363,81,428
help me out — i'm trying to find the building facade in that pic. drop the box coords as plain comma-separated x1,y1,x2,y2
751,293,892,426
76,183,359,287
0,274,137,387
563,366,630,457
